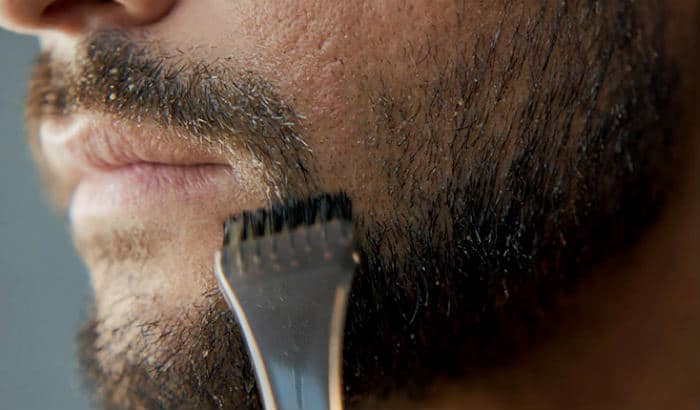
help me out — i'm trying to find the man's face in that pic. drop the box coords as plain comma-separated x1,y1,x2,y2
1,0,678,408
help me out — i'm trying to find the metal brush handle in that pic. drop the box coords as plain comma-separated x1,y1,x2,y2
214,220,355,410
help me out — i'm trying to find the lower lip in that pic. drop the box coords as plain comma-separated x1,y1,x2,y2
70,163,238,216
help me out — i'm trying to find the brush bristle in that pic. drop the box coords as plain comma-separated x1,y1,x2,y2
222,192,352,246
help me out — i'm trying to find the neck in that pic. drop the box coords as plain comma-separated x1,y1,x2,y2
493,135,700,410
378,122,700,410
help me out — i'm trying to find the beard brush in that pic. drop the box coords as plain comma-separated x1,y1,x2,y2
214,193,357,410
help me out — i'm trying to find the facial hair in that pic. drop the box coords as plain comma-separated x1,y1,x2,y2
26,1,677,408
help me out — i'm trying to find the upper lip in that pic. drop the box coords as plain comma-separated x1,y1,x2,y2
41,113,229,186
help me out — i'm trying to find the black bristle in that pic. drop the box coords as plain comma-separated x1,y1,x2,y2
240,212,250,241
222,192,352,245
252,208,267,239
222,215,237,246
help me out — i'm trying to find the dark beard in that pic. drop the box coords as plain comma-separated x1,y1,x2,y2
66,1,678,409
343,0,676,402
78,297,262,409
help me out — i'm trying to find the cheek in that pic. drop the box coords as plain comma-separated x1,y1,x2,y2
146,0,482,213
242,2,475,207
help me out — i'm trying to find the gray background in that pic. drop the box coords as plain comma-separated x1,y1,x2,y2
0,29,91,410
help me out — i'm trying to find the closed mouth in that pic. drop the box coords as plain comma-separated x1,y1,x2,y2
39,113,241,214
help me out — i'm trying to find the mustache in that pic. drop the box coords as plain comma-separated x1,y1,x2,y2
25,30,316,200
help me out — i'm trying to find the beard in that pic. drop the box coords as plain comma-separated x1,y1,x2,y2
26,1,677,408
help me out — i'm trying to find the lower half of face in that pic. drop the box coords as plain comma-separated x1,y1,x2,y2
28,1,679,408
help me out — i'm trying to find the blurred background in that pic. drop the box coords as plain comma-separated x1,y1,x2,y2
0,29,91,409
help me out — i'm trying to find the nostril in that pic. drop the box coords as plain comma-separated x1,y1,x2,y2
42,0,111,18
41,0,116,25
40,0,120,32
1,0,175,35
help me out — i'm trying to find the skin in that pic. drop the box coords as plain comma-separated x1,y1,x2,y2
1,0,698,409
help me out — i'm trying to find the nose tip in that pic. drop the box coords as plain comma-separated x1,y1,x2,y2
0,0,175,35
